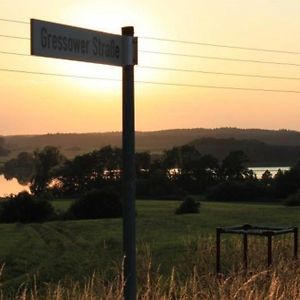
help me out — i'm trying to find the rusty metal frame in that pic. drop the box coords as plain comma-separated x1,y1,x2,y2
216,224,298,273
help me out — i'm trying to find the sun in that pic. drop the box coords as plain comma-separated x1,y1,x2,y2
62,2,131,35
49,57,122,92
38,3,143,93
33,1,168,94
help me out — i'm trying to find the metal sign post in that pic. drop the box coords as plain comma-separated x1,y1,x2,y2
31,19,138,300
122,26,136,300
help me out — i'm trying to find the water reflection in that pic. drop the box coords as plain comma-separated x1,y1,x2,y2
0,175,30,197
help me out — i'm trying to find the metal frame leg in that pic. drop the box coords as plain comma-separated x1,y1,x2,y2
267,233,272,267
294,227,298,259
243,233,248,270
216,228,221,273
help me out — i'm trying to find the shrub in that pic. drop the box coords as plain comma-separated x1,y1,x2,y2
175,196,200,214
284,191,300,206
66,187,122,220
0,191,55,223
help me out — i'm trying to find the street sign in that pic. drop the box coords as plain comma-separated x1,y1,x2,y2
31,19,138,300
31,19,137,66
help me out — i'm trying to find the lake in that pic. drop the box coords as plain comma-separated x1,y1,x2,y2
250,166,290,178
0,166,291,197
0,175,30,197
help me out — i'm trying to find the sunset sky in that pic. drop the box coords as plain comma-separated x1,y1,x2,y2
1,0,300,135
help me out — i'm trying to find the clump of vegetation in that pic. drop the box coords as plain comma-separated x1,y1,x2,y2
0,191,55,223
175,196,200,214
1,251,299,299
284,190,300,206
65,187,122,220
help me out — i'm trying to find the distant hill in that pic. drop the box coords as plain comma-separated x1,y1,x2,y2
190,137,300,166
3,128,300,162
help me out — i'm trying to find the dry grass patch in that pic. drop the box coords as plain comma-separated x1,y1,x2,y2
1,236,299,299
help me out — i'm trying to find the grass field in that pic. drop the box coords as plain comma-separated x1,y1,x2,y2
0,200,299,298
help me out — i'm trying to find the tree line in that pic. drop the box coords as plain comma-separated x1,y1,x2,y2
1,144,300,205
2,141,300,224
0,137,10,156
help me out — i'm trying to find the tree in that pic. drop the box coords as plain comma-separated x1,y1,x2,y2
221,150,249,181
0,137,10,156
273,163,300,198
161,145,202,193
97,146,122,180
56,152,101,195
162,145,201,174
30,146,65,195
136,151,151,178
56,146,122,196
2,152,35,184
193,154,220,191
261,170,272,185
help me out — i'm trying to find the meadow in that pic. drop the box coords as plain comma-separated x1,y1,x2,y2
0,200,299,299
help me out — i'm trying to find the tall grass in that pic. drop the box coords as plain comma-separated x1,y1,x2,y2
1,235,298,299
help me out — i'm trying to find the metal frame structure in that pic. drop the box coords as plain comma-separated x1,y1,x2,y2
216,224,298,273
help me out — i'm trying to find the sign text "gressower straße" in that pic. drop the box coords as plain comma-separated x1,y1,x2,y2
31,19,137,66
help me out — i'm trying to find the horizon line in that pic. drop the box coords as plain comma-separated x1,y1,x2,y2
2,126,299,137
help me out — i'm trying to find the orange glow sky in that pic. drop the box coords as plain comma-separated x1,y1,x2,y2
1,0,300,135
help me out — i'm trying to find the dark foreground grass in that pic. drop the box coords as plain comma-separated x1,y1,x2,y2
0,200,299,297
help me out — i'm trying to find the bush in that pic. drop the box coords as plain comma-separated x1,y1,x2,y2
175,196,200,214
0,191,55,223
66,187,122,220
284,191,300,206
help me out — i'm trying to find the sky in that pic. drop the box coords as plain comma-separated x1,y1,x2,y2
1,0,300,135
